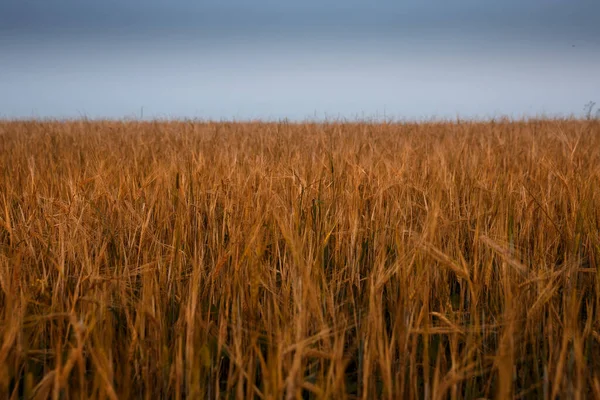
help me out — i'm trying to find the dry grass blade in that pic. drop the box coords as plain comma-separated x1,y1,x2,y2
419,241,471,281
479,235,529,277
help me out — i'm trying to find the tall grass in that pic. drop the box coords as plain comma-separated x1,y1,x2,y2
0,119,599,399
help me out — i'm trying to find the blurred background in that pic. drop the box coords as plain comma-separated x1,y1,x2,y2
1,0,599,121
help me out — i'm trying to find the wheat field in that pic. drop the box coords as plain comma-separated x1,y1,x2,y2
0,119,599,399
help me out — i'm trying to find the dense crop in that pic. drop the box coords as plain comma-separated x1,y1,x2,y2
0,119,599,399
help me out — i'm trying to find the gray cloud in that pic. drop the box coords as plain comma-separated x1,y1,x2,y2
1,0,599,120
2,0,598,45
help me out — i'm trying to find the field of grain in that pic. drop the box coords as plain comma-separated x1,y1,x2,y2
0,119,599,399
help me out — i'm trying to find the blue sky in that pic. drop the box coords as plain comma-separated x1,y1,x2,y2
1,0,599,121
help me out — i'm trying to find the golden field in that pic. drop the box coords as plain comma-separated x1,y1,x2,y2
0,119,599,399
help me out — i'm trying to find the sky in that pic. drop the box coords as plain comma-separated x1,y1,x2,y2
1,0,599,121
